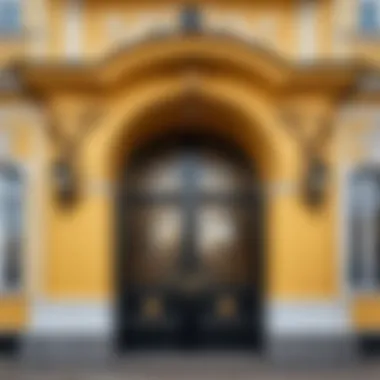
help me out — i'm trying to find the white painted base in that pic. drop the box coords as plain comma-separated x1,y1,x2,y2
28,301,113,337
266,301,352,336
265,301,356,364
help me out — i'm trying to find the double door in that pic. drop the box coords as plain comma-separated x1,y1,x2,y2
117,137,263,350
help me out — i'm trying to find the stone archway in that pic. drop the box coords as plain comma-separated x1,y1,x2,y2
20,33,357,358
83,72,296,351
113,94,268,350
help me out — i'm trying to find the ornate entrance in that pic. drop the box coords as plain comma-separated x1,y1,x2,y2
116,133,264,350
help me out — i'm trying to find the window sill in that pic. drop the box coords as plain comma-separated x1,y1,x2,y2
352,287,380,297
0,29,25,42
0,289,23,299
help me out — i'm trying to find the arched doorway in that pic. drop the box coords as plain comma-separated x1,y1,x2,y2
116,131,264,351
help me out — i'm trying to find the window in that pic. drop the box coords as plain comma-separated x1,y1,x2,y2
0,164,23,294
359,0,380,34
349,167,380,290
180,4,201,33
0,0,21,35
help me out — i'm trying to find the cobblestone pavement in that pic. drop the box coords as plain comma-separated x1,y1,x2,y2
1,353,380,380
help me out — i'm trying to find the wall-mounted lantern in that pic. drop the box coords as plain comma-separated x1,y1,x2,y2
51,158,78,205
47,103,104,207
281,109,332,208
302,155,329,207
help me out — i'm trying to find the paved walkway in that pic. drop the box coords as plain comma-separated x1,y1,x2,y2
1,353,380,380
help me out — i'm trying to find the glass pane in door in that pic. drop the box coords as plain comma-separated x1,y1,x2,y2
127,149,183,194
198,148,251,194
129,204,183,286
196,204,251,286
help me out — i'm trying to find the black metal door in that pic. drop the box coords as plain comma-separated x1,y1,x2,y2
116,135,263,350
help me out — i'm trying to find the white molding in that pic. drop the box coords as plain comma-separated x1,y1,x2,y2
337,161,352,304
265,180,298,197
65,0,83,60
331,0,356,58
336,114,355,305
106,14,126,47
337,109,380,301
25,121,46,301
28,301,113,337
0,105,47,302
26,0,49,60
0,129,10,159
338,105,380,123
84,179,116,197
298,0,317,61
0,112,33,297
266,301,352,336
0,161,29,296
83,179,301,198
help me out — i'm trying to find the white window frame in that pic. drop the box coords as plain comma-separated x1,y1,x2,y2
65,0,83,60
0,163,25,295
347,164,380,293
298,0,317,61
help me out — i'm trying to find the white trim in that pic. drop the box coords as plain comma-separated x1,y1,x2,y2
298,0,317,61
0,106,48,303
338,108,380,297
266,301,352,336
344,164,380,292
28,301,113,337
83,179,302,198
337,160,352,304
361,179,378,287
331,0,356,58
265,180,298,197
26,0,48,59
28,113,46,301
0,176,6,294
0,162,27,296
65,0,83,60
0,129,10,159
336,110,353,304
0,112,33,297
332,0,343,56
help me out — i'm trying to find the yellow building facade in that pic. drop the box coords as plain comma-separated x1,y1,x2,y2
1,0,380,362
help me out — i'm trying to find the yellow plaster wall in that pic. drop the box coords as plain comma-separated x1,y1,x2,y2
45,192,112,299
352,296,380,332
39,62,339,302
269,190,337,298
4,0,380,334
0,298,27,332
